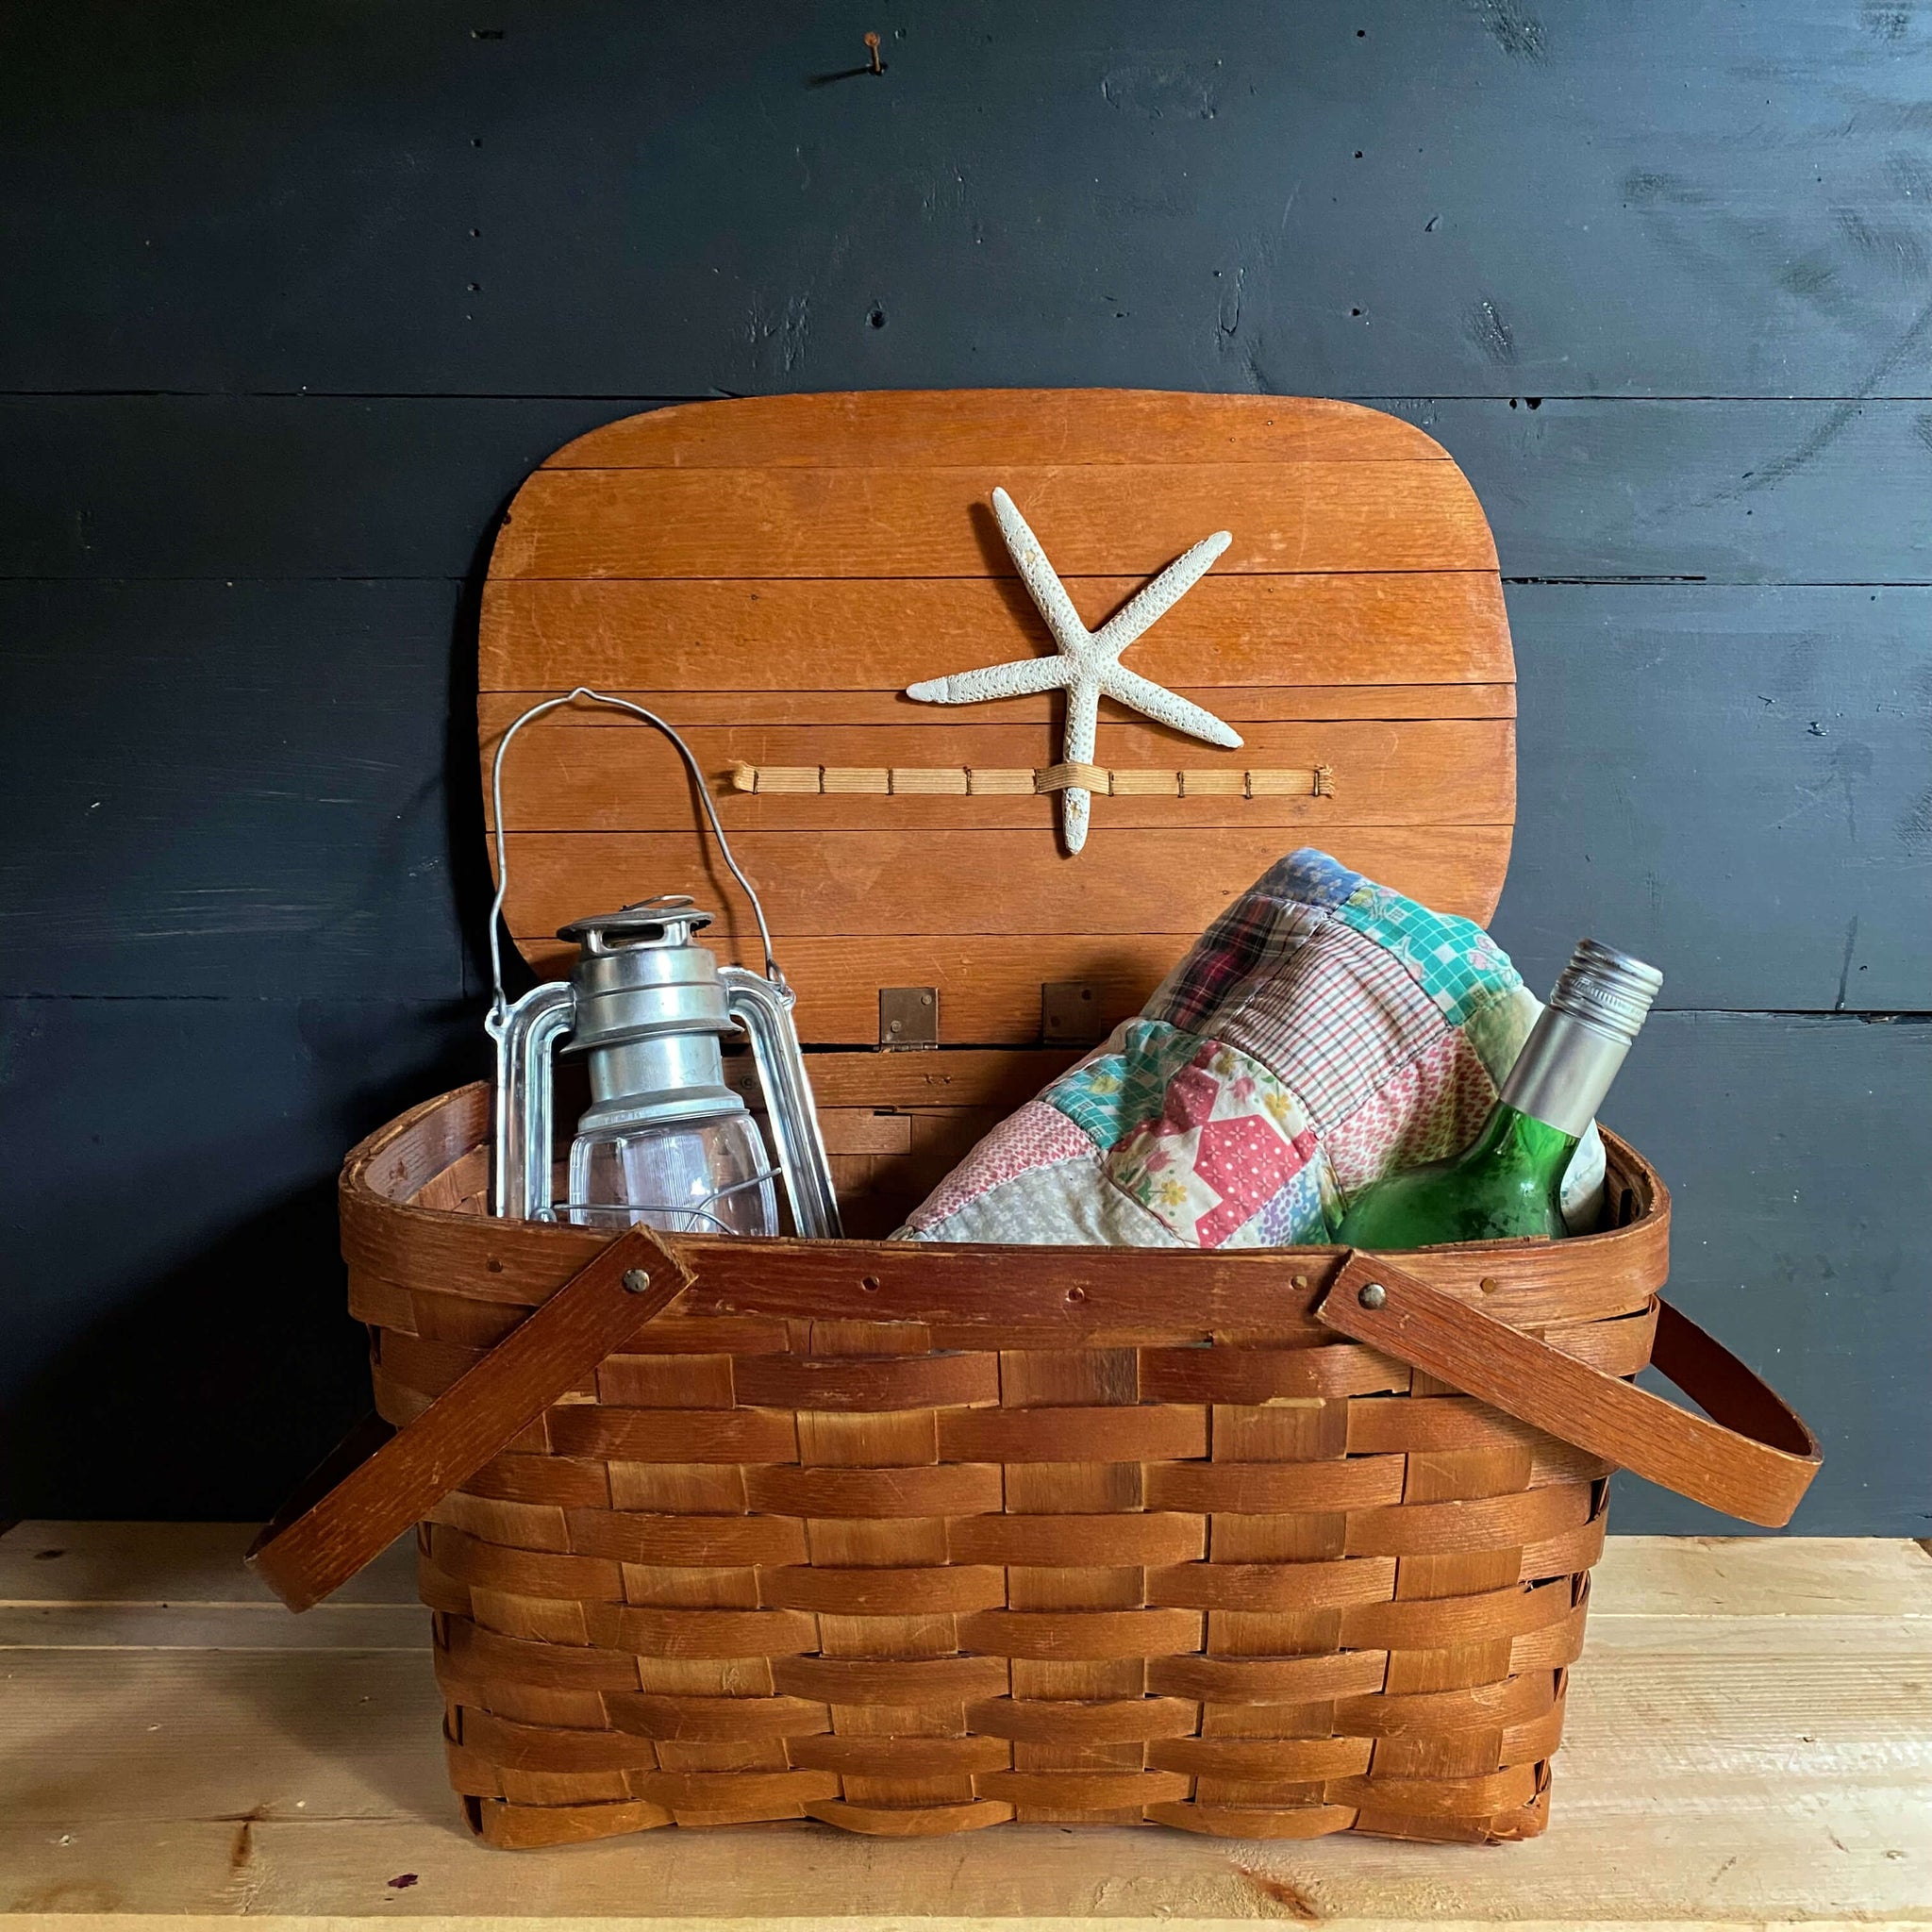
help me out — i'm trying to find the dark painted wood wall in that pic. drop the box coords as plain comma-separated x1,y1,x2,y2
3,1,1926,1532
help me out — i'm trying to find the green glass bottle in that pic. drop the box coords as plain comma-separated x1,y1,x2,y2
1334,940,1662,1251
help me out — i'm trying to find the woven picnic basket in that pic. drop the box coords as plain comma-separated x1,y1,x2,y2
253,391,1819,1851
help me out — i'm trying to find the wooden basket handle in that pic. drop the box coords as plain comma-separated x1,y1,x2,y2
251,1232,1821,1609
1316,1251,1821,1527
247,1224,690,1612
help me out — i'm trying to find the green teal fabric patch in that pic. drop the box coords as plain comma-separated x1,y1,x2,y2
1333,880,1523,1027
1044,1019,1203,1148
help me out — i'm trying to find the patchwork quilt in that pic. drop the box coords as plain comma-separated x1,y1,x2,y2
897,848,1604,1248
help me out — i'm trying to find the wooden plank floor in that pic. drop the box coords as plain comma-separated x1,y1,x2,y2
0,1524,1926,1929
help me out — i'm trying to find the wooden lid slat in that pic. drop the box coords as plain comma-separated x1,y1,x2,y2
491,461,1496,580
541,390,1449,469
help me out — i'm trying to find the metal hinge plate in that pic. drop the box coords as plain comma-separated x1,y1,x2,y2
879,986,940,1048
1041,980,1107,1046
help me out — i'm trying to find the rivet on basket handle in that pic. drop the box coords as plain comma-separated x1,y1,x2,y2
1315,1250,1821,1527
247,1223,691,1612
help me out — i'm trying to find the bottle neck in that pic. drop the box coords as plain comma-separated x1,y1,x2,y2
1497,1007,1630,1138
1460,1098,1580,1178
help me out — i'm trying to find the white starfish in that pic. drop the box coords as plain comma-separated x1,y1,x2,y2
905,486,1242,853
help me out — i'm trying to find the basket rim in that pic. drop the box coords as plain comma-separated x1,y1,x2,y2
340,1082,1671,1331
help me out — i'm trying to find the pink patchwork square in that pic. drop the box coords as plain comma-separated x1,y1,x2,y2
1324,1026,1499,1198
903,1098,1095,1232
1193,1115,1318,1247
1106,1040,1320,1248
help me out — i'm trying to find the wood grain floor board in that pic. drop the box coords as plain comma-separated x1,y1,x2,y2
0,1524,1925,1925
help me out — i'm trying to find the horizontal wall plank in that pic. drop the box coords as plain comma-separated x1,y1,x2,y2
0,395,622,581
0,1005,1923,1529
1599,1012,1932,1538
7,3,1932,398
1391,398,1932,585
0,580,471,1000
3,579,1926,1011
0,994,482,1520
1496,583,1932,1013
489,462,1497,579
8,583,1931,1008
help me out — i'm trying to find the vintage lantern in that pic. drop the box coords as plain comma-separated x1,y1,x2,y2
484,691,841,1239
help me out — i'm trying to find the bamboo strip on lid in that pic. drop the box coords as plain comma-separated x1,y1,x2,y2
724,759,1337,799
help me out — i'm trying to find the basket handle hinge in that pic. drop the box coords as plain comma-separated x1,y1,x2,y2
246,1223,691,1612
1314,1250,1821,1527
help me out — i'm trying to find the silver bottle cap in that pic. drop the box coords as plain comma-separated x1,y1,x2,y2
1500,940,1662,1138
1548,939,1664,1044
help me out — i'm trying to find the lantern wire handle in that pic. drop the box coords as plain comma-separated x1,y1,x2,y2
485,687,783,1030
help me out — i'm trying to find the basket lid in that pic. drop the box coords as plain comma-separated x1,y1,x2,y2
479,389,1514,1049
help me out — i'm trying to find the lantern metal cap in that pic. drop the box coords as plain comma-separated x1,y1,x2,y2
558,894,718,952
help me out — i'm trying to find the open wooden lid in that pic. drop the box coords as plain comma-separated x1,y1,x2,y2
479,389,1513,1051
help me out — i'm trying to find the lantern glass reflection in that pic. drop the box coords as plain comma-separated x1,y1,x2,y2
566,1113,778,1235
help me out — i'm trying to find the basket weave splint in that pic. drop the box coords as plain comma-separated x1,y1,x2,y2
252,391,1819,1849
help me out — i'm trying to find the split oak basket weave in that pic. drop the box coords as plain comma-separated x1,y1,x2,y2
252,391,1820,1851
